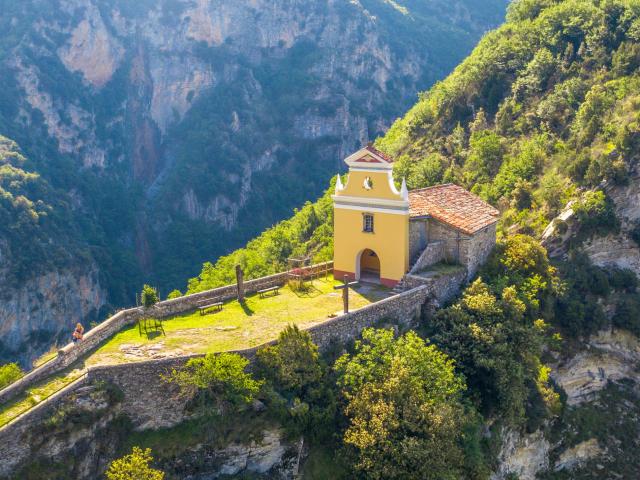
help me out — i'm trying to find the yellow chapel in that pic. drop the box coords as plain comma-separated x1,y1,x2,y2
333,145,499,288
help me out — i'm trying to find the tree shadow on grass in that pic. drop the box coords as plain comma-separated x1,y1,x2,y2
292,283,323,299
145,329,164,340
240,300,254,316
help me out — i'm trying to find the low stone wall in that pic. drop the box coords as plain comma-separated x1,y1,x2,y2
410,241,445,274
307,285,429,349
0,263,332,406
404,267,467,307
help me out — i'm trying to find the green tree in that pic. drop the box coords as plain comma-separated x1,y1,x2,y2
0,363,23,390
140,284,159,308
166,289,182,299
256,324,322,394
105,447,164,480
335,328,467,480
430,280,553,424
256,325,336,440
165,353,262,412
464,130,505,185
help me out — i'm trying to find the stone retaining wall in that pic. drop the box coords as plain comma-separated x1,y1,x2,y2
410,241,445,274
0,263,332,406
0,375,89,477
403,267,467,307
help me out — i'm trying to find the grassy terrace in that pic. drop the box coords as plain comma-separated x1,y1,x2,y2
0,367,85,427
86,279,389,366
0,279,389,427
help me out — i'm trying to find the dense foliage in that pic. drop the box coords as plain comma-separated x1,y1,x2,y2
431,235,561,430
376,0,640,240
105,447,164,480
335,328,468,480
0,362,23,389
165,353,262,413
0,136,88,285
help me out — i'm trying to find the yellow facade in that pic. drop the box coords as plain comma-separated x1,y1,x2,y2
332,148,409,287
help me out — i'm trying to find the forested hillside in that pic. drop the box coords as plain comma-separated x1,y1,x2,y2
185,1,640,477
0,0,508,364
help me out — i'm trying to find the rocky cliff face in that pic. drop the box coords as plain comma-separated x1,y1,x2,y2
492,328,640,480
543,160,640,277
0,268,106,366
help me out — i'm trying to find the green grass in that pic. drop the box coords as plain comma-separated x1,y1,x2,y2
414,262,466,277
0,367,85,427
86,279,389,366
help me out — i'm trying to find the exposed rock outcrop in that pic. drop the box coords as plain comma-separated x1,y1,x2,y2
552,329,640,405
492,429,550,480
0,268,106,366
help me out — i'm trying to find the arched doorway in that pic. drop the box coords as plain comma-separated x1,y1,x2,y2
357,249,381,284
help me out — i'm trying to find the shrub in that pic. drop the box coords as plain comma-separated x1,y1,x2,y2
572,190,619,240
140,285,159,308
255,324,322,395
613,295,640,336
0,363,23,390
105,446,164,480
166,289,182,300
165,353,262,412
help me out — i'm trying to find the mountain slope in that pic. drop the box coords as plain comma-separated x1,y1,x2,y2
0,0,509,364
0,136,106,364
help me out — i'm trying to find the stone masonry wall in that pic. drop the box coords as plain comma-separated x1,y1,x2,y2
409,219,429,261
463,223,497,281
0,263,332,406
424,219,497,281
410,241,445,274
403,268,467,307
427,219,470,264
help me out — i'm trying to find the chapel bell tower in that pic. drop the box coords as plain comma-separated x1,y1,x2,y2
332,145,409,288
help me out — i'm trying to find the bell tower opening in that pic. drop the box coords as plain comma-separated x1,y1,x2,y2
358,249,381,284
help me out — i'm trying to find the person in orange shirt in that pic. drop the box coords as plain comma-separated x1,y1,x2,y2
72,323,84,343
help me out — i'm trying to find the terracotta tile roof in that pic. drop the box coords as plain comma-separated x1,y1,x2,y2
409,184,499,235
364,144,394,163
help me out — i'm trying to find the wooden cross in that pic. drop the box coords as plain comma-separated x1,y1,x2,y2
334,274,359,314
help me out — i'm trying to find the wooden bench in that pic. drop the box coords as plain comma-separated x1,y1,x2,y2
258,286,280,298
199,302,223,315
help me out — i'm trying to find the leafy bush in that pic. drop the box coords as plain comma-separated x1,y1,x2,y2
256,325,336,441
140,285,159,309
613,295,640,336
256,325,322,395
572,190,619,241
105,446,164,480
165,353,262,412
166,289,182,300
0,362,23,389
